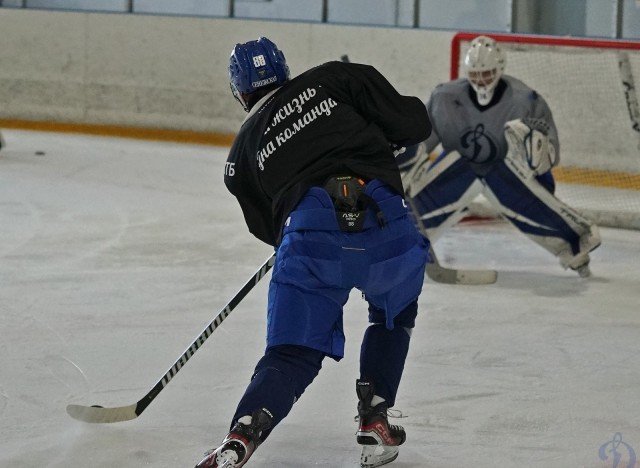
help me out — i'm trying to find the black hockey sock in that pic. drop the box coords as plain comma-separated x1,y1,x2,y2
232,345,324,440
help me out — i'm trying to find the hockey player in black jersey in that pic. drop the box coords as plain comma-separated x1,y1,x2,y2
194,37,431,468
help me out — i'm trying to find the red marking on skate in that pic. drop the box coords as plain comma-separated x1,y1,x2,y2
224,432,250,446
360,421,398,446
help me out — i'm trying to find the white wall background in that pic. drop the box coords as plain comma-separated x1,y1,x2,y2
0,8,638,179
0,9,452,134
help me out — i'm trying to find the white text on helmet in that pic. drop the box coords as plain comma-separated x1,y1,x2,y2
252,76,278,88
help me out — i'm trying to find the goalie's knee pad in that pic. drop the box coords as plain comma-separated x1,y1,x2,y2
396,142,426,171
402,149,461,198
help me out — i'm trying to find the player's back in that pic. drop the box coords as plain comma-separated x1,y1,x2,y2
227,60,428,245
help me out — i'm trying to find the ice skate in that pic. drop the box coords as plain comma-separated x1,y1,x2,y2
559,225,601,277
355,380,405,468
195,408,272,468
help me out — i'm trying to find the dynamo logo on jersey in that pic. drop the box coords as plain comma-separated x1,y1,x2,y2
460,123,499,163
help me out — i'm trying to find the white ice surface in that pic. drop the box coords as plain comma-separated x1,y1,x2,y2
1,129,640,468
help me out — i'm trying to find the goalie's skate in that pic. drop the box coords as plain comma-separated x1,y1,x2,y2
559,225,602,278
356,380,405,468
195,408,272,468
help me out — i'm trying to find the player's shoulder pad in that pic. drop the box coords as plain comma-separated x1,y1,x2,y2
431,78,467,98
503,75,539,101
439,78,467,90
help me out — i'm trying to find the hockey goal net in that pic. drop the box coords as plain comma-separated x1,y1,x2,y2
451,32,640,230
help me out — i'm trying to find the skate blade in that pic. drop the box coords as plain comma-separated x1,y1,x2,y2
217,461,236,468
360,445,399,468
195,448,240,468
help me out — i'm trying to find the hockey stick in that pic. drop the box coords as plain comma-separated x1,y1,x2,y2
341,51,493,284
426,247,497,285
618,51,640,150
406,198,497,285
66,253,277,423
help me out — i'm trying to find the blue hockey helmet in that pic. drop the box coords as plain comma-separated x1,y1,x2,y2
229,37,290,112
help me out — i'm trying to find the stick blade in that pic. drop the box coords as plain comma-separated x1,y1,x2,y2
66,403,138,423
455,268,498,285
426,264,497,285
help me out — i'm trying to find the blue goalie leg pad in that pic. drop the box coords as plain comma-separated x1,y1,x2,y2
484,164,582,253
410,157,477,230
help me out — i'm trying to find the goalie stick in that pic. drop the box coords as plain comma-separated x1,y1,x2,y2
341,54,493,285
66,253,276,424
407,198,497,285
426,247,497,285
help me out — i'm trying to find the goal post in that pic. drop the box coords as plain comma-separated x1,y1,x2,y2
451,32,640,230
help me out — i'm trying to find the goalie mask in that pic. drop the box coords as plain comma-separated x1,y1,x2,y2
229,37,290,112
464,36,506,106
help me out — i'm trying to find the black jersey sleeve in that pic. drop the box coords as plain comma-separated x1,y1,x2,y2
225,137,277,245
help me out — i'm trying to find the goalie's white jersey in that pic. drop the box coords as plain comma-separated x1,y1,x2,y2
424,75,559,176
410,74,600,277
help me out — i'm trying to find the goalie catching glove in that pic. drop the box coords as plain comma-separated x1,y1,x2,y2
504,118,557,175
